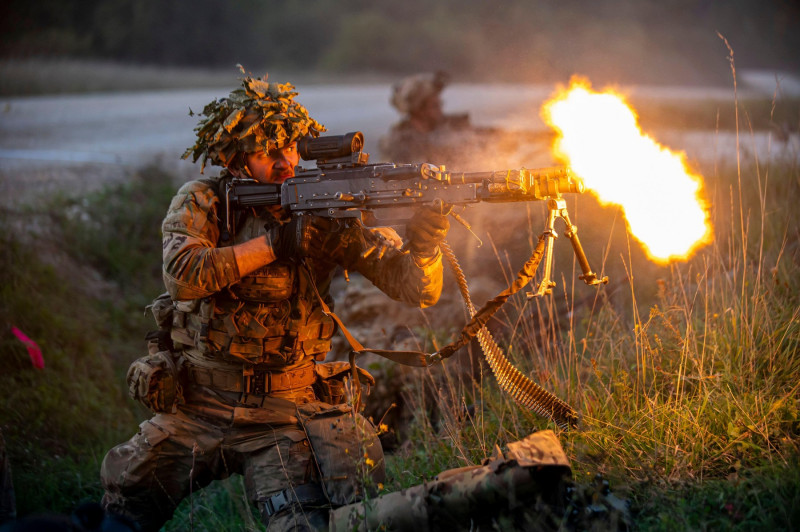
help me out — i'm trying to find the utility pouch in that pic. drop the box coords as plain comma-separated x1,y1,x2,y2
145,292,179,352
313,361,375,406
148,292,175,330
126,350,185,414
300,403,385,506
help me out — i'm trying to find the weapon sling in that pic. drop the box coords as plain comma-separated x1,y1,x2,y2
300,231,580,428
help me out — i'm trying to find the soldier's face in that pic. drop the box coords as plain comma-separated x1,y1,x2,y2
245,143,300,184
418,95,443,122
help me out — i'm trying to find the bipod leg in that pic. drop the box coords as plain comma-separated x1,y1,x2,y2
558,208,608,287
528,200,560,298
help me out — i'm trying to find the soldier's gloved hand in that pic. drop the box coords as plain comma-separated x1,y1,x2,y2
126,352,183,413
270,215,351,262
265,221,295,260
406,206,450,259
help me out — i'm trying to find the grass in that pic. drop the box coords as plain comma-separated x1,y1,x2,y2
0,165,176,517
0,212,135,516
1,74,798,529
633,96,800,133
631,460,800,530
0,58,394,97
162,476,263,532
383,140,800,528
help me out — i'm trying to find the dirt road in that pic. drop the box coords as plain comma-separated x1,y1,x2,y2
1,79,797,205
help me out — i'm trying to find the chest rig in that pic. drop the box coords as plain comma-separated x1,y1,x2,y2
170,179,337,369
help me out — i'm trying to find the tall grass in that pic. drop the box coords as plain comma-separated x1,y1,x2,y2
566,150,800,477
1,98,798,529
387,123,800,527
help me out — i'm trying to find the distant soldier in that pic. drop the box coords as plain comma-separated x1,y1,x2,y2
379,71,469,165
379,71,552,170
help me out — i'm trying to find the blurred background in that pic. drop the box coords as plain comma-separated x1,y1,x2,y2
1,0,798,88
1,1,800,528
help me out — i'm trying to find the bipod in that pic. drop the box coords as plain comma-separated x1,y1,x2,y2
529,198,607,298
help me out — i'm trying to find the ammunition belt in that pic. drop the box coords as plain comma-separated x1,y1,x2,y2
186,362,316,395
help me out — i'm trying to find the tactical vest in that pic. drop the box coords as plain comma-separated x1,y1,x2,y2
168,181,337,370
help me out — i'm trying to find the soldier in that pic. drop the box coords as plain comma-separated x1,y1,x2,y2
378,71,552,171
378,70,467,165
100,73,450,532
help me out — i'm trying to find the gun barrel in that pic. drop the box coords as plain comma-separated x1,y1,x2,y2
455,166,582,201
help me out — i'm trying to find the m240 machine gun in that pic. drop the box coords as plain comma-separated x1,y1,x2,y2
226,132,608,427
226,131,606,295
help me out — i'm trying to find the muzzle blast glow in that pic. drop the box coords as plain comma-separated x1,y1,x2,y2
542,78,713,263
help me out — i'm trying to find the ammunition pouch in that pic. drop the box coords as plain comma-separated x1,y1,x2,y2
300,403,385,506
185,361,317,395
170,293,337,365
313,361,375,405
148,292,176,330
126,349,185,413
228,261,295,303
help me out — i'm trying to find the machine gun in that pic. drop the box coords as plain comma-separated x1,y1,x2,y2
225,132,608,428
225,131,606,295
228,132,578,218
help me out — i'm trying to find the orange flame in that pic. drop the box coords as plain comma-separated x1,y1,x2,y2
542,78,712,263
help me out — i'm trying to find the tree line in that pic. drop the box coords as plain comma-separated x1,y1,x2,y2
1,0,798,84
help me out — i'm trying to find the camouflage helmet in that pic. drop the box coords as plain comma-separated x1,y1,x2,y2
183,70,326,172
390,71,449,116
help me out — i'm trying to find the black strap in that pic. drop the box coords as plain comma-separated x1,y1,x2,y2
263,483,326,516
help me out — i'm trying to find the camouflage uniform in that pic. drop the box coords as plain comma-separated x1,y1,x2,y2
330,430,572,531
100,74,445,532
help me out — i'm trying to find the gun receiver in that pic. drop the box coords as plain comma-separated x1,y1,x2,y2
225,131,605,293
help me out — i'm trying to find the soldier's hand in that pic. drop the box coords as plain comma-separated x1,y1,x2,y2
126,352,182,413
272,215,349,262
406,205,450,258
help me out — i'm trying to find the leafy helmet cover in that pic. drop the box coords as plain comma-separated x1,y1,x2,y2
182,69,326,172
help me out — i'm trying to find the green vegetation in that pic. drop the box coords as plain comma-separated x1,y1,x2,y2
0,166,176,516
1,106,798,530
385,145,800,529
0,59,239,97
635,96,800,133
0,226,134,514
162,476,262,532
2,1,798,89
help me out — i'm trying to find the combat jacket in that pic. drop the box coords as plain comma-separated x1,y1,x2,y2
160,176,443,377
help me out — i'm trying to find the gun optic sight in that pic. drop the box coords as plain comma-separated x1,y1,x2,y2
299,131,364,161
